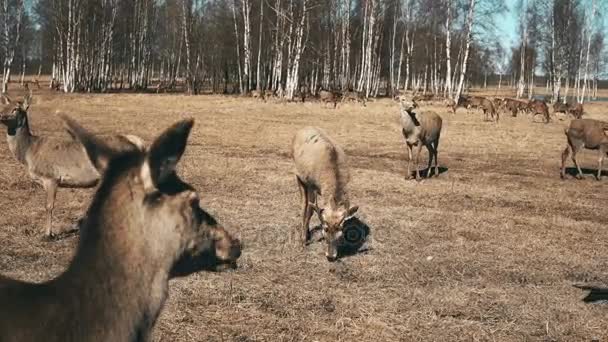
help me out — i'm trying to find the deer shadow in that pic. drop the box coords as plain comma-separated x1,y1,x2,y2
574,284,608,303
407,166,449,179
563,167,608,179
309,216,371,260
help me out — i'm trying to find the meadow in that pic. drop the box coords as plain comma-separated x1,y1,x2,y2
0,87,607,341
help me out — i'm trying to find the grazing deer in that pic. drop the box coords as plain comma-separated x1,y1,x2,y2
0,93,144,238
264,90,274,100
503,98,528,117
399,98,443,180
569,103,584,119
292,127,359,261
454,95,498,122
527,99,550,123
342,91,367,106
250,89,266,102
0,116,241,342
561,119,608,180
319,90,339,108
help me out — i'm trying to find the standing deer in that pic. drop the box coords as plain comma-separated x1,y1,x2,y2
0,93,144,238
399,98,443,180
319,90,339,108
292,127,359,262
561,119,608,180
0,117,241,342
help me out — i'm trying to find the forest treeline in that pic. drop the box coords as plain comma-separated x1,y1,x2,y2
0,0,605,103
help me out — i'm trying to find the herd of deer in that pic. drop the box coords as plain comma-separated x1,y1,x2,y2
0,88,606,340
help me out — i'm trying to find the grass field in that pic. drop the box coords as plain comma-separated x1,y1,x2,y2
0,87,607,341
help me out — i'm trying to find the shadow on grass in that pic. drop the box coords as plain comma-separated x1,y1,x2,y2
309,216,372,260
574,284,608,303
563,167,608,179
407,166,449,179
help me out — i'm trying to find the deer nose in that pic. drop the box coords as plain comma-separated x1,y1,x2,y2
186,191,199,206
326,254,338,262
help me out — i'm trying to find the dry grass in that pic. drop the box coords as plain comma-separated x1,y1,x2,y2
1,87,607,341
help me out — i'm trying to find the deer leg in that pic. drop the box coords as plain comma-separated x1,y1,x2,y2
414,143,423,181
571,146,584,180
43,179,58,238
597,150,605,181
560,146,570,179
404,134,414,180
434,138,440,177
296,176,310,245
426,144,434,178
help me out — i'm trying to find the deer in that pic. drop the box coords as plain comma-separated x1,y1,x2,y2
569,103,584,119
454,95,498,122
0,116,242,342
0,93,145,239
399,97,443,180
318,90,339,108
341,90,367,106
503,98,529,117
527,99,551,123
560,119,608,180
250,89,265,101
292,126,359,262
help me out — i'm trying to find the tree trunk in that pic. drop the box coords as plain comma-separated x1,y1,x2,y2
454,0,475,102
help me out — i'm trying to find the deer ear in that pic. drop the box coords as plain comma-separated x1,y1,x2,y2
0,94,11,105
145,119,193,187
60,115,114,172
346,206,359,218
22,91,32,111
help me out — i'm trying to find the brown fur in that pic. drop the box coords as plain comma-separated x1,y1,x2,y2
0,117,241,342
527,99,551,123
553,101,570,115
264,90,274,100
399,98,443,180
250,90,265,101
0,95,145,238
561,119,608,180
319,90,339,108
455,96,498,122
341,91,367,106
503,98,528,117
292,127,358,261
569,103,584,119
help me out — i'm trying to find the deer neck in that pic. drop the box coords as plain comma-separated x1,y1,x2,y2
54,219,174,339
6,126,35,165
321,171,349,210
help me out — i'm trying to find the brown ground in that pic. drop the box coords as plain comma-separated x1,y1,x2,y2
0,86,607,341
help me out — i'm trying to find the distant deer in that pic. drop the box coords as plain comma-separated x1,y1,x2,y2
0,116,242,342
292,127,359,261
527,99,550,123
399,98,443,180
341,90,367,106
0,93,145,238
561,119,608,180
319,90,339,108
250,89,265,101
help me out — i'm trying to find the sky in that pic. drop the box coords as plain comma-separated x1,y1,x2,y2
499,1,520,50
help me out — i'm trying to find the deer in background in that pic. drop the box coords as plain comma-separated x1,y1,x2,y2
399,98,443,180
0,93,144,238
0,116,241,341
